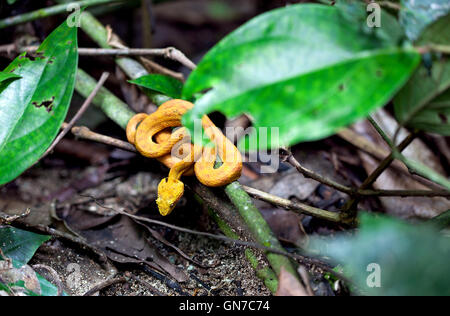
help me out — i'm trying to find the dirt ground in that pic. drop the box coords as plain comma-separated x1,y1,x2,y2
1,161,274,296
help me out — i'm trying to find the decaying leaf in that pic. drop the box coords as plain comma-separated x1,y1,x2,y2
55,207,188,282
276,267,309,296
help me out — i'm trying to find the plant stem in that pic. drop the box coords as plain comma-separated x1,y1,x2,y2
75,69,134,129
282,148,355,196
225,182,299,278
342,132,418,220
0,0,124,29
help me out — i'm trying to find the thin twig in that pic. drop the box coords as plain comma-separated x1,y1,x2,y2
42,72,110,158
0,45,196,70
126,273,165,296
139,56,185,81
337,127,443,190
281,148,355,196
242,185,343,223
342,132,418,217
83,276,127,296
367,116,395,149
69,125,137,152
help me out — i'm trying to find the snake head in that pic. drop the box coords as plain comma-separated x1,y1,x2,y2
156,177,184,216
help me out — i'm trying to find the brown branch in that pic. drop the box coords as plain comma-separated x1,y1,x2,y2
0,45,196,70
242,185,342,223
126,273,165,296
281,148,355,196
68,125,137,152
83,276,127,296
342,132,418,218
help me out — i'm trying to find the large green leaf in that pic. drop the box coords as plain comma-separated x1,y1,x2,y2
129,74,183,99
400,0,450,41
181,4,420,150
416,12,450,45
394,60,450,134
0,226,50,268
309,213,450,295
0,21,78,185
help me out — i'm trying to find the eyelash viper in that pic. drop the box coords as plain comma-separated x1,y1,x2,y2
126,99,242,216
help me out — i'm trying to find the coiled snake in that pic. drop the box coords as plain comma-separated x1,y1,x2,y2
126,99,242,216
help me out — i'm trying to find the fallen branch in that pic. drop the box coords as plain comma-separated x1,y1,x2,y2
83,276,127,296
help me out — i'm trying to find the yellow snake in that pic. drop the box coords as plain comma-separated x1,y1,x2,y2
126,99,242,216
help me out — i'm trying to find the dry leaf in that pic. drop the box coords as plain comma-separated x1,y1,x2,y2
276,267,309,296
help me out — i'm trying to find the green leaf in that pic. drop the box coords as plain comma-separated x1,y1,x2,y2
182,4,420,150
129,74,183,99
334,0,404,44
416,12,450,46
394,60,450,134
309,213,450,295
400,0,450,41
0,71,20,84
0,72,21,94
0,226,50,268
0,21,78,185
36,274,59,296
7,0,18,4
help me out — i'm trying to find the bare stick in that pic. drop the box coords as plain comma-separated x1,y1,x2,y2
281,148,355,196
242,185,342,223
83,276,127,296
126,273,165,296
42,72,110,158
1,45,196,70
69,125,137,152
